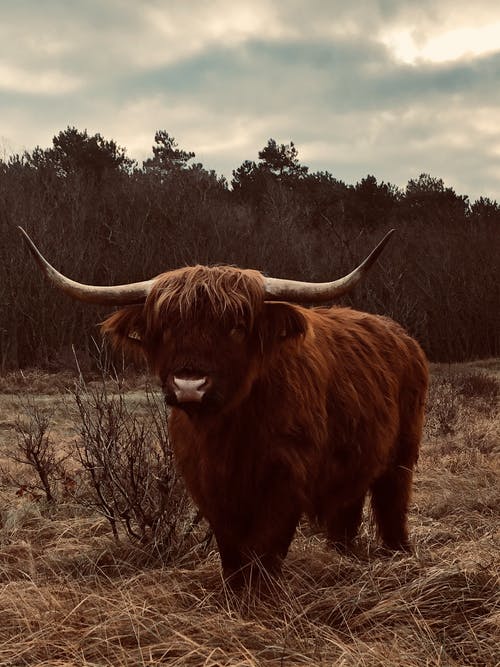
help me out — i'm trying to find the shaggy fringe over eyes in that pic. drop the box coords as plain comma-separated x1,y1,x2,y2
147,265,266,328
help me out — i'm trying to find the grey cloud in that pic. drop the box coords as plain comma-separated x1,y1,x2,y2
1,0,499,202
127,37,500,117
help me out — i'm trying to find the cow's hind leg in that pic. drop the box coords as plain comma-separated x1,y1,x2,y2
373,357,426,551
370,463,413,551
326,496,365,550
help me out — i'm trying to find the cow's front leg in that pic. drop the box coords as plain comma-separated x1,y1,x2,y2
243,474,302,582
215,537,246,587
216,514,300,590
210,460,303,587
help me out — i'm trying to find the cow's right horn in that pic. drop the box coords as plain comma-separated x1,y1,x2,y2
263,229,395,303
19,227,155,305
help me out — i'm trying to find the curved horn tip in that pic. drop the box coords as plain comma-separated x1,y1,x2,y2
18,226,38,253
362,228,396,267
18,226,47,264
378,228,396,246
18,226,30,243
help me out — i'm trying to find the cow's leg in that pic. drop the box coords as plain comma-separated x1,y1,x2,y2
215,512,298,589
214,510,299,587
212,461,302,587
251,509,300,572
370,464,413,551
244,469,302,579
371,396,423,552
373,365,426,552
326,496,365,550
214,533,247,587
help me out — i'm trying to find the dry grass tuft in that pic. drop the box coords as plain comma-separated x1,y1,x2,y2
0,363,498,665
0,369,78,395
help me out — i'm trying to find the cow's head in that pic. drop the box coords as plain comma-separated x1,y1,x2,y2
101,265,308,412
19,227,394,413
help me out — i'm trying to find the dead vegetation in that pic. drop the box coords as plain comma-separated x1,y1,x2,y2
0,362,498,666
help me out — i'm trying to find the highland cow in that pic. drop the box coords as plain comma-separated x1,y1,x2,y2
20,227,428,585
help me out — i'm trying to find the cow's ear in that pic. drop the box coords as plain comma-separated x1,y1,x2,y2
260,302,308,344
101,305,147,357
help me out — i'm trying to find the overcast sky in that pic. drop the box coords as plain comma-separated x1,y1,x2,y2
1,0,499,201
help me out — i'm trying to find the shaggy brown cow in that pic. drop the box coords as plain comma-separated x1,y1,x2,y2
20,228,428,585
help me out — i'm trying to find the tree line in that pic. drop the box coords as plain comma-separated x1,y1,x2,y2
0,127,498,371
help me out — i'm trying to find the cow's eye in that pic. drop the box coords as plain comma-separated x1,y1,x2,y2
128,330,143,342
229,324,246,342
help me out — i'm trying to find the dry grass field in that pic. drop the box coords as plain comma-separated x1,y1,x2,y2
0,362,498,666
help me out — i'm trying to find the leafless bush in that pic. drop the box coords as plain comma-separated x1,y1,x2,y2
425,375,461,437
0,400,68,502
424,366,500,460
71,377,193,560
453,370,499,401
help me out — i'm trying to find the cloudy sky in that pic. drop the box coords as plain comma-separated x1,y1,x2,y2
1,0,499,201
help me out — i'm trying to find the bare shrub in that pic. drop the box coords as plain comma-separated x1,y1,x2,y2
71,377,193,560
454,370,499,400
0,400,68,502
425,375,460,437
425,367,499,446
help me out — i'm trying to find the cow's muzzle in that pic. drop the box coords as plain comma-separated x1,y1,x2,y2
172,375,212,403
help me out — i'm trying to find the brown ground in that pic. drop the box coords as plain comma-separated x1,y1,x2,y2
0,362,499,666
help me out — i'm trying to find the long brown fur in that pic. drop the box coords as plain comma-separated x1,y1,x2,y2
102,265,428,585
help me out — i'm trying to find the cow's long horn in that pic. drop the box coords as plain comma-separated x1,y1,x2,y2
19,227,155,305
263,229,395,302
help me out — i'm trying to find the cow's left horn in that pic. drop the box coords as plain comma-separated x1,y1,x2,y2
263,229,395,303
19,227,155,305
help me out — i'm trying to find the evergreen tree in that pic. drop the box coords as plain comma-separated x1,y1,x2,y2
257,139,308,180
25,126,134,180
402,173,469,224
231,139,308,203
143,131,195,175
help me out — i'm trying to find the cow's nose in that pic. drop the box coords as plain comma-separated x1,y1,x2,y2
172,376,211,403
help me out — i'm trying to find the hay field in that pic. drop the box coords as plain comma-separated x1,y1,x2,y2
0,362,498,666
